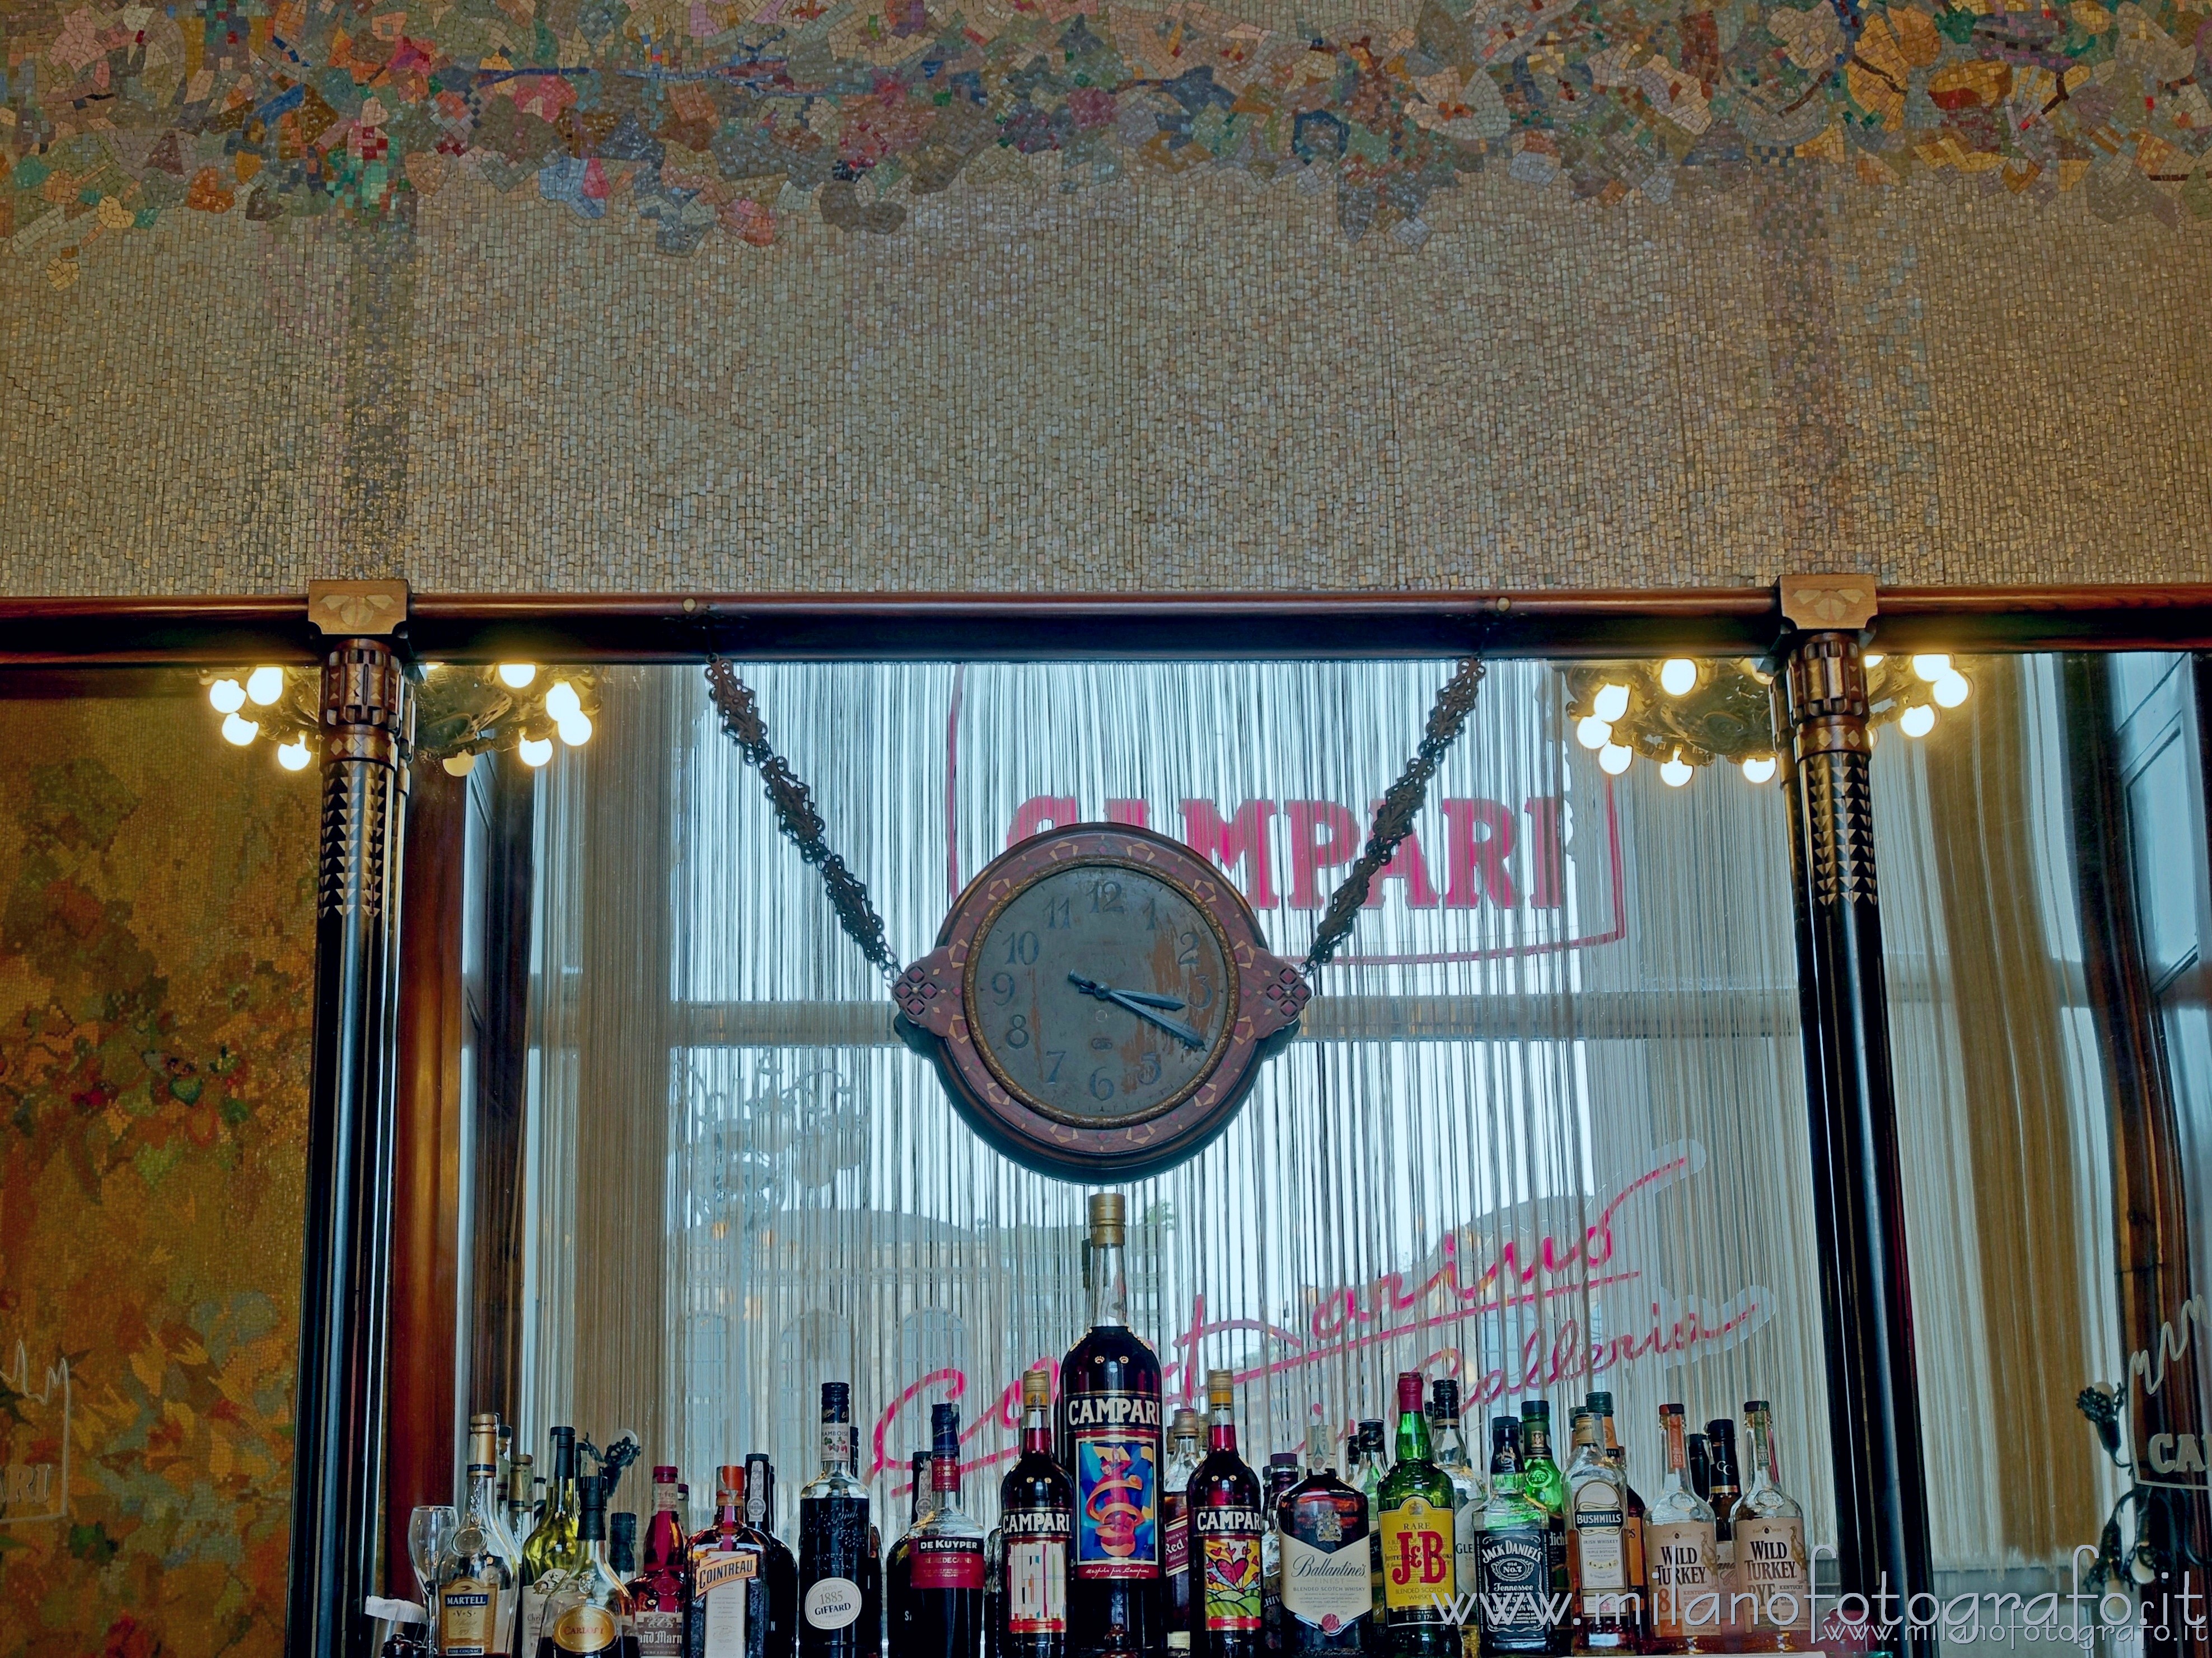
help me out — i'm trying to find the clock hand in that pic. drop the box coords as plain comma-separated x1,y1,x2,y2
1067,975,1207,1049
1066,974,1186,1010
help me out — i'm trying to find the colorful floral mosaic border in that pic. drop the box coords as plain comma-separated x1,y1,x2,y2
4,0,2209,281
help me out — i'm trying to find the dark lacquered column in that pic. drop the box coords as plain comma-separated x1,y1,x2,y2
1775,624,1935,1657
288,637,413,1658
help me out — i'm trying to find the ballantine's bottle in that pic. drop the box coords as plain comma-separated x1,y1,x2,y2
1644,1408,1717,1655
442,1413,524,1657
1000,1367,1075,1658
1278,1412,1370,1654
1561,1412,1632,1652
1728,1403,1808,1651
899,1404,988,1658
801,1386,880,1658
1188,1371,1265,1658
1377,1375,1455,1658
1059,1193,1165,1658
1474,1421,1547,1658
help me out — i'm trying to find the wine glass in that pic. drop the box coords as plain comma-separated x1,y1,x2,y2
407,1504,460,1609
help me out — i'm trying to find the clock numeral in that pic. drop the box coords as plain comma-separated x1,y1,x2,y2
1190,974,1214,1010
1004,1014,1031,1050
1090,879,1125,914
1089,1067,1114,1101
1004,930,1040,965
1045,896,1072,930
1044,1048,1067,1082
1177,930,1201,968
991,971,1017,1006
1142,896,1158,930
1138,1051,1161,1085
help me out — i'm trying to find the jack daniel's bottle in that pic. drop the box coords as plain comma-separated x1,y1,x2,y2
1059,1193,1165,1658
1475,1420,1548,1657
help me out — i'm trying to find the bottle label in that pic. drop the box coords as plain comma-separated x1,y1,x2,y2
1007,1534,1069,1633
1068,1394,1161,1579
805,1576,865,1629
653,1479,680,1515
518,1582,555,1654
822,1423,855,1468
697,1549,761,1596
1196,1510,1266,1632
439,1572,497,1654
1164,1495,1190,1577
702,1565,749,1658
1452,1500,1481,1599
1572,1486,1627,1598
1281,1534,1372,1632
914,1534,986,1590
1379,1495,1453,1615
1648,1520,1717,1639
551,1604,620,1655
1475,1526,1550,1637
1622,1514,1645,1590
634,1608,686,1657
1734,1516,1809,1629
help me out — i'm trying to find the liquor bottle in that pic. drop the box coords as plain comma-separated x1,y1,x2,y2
1728,1404,1807,1650
899,1403,987,1658
1515,1403,1567,1635
1351,1422,1385,1622
509,1453,541,1541
1166,1408,1205,1652
802,1385,880,1658
1261,1452,1303,1656
1699,1423,1739,1635
1584,1397,1644,1650
1377,1374,1455,1658
1000,1367,1074,1658
630,1466,695,1658
694,1464,783,1658
613,1516,641,1582
442,1413,525,1657
1189,1370,1266,1658
522,1428,583,1652
888,1451,932,1656
1561,1411,1631,1653
1682,1441,1709,1515
749,1453,802,1658
1059,1192,1165,1658
534,1475,637,1656
1644,1408,1717,1654
1278,1411,1371,1653
1427,1382,1481,1658
1475,1421,1547,1658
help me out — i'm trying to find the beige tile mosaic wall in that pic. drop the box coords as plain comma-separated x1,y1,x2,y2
3,163,2209,594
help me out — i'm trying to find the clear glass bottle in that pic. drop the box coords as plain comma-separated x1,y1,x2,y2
1561,1410,1632,1653
1643,1408,1717,1654
802,1384,881,1658
1378,1374,1456,1658
629,1465,694,1658
1261,1451,1303,1657
441,1413,524,1657
1475,1420,1548,1657
1166,1408,1205,1652
1189,1370,1265,1658
520,1428,582,1652
1278,1412,1370,1654
1426,1381,1482,1658
1352,1421,1386,1623
898,1403,988,1658
533,1474,635,1656
999,1366,1074,1658
1728,1403,1807,1650
507,1452,540,1542
1584,1395,1644,1651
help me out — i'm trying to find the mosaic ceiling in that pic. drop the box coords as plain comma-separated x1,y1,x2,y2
3,0,2209,281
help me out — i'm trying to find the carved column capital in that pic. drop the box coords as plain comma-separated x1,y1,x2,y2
316,639,412,924
1781,630,1876,910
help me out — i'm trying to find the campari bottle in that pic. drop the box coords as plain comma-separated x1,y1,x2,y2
1000,1366,1075,1658
1059,1192,1165,1658
1278,1411,1371,1654
1377,1375,1455,1658
626,1466,694,1658
1189,1370,1266,1658
899,1403,988,1658
1644,1408,1717,1655
801,1385,880,1658
1728,1403,1808,1651
1166,1409,1205,1652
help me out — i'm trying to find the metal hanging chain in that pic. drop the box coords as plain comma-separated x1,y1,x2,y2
1300,654,1489,978
705,658,901,978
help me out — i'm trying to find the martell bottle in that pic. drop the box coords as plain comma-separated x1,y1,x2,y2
1377,1375,1455,1658
1475,1420,1547,1658
899,1403,987,1658
521,1428,583,1652
888,1451,933,1656
442,1413,525,1657
629,1466,695,1658
1189,1370,1266,1658
1166,1409,1205,1652
1728,1403,1808,1650
1427,1383,1481,1658
749,1453,802,1658
1560,1411,1631,1653
1278,1412,1371,1654
802,1385,880,1658
1261,1452,1303,1656
534,1475,637,1657
1584,1397,1644,1651
1643,1408,1717,1654
1000,1367,1074,1658
1059,1192,1165,1658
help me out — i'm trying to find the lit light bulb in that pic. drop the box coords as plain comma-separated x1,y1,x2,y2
1659,658,1697,696
1598,743,1633,776
1575,715,1613,751
277,739,313,771
1864,653,1886,669
1911,653,1951,682
1742,755,1777,784
222,714,260,746
1933,670,1970,708
209,678,246,713
544,680,582,722
442,752,479,777
497,663,538,689
1593,682,1631,723
1901,704,1937,738
556,712,593,747
1661,754,1693,788
246,666,284,706
519,737,554,767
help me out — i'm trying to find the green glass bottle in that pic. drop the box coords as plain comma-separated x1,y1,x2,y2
1513,1403,1566,1648
520,1427,584,1652
1376,1374,1456,1658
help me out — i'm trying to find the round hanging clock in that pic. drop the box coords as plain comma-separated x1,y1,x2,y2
893,823,1311,1180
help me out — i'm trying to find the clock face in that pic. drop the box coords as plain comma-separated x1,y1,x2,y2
965,859,1235,1125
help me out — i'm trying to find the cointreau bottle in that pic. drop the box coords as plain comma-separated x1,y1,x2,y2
899,1403,987,1658
693,1464,779,1658
1278,1413,1370,1654
1000,1367,1074,1658
1059,1192,1165,1658
1377,1375,1455,1658
628,1465,693,1658
1644,1408,1717,1654
1189,1370,1265,1658
801,1385,879,1658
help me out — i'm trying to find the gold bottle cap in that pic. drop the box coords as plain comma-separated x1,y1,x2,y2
1023,1367,1053,1409
1206,1370,1236,1411
470,1412,501,1430
1088,1191,1126,1244
1172,1408,1201,1439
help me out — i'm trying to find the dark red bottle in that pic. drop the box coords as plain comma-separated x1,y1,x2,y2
629,1464,694,1657
896,1403,988,1658
887,1451,931,1656
1188,1371,1265,1658
999,1366,1074,1658
1058,1192,1165,1658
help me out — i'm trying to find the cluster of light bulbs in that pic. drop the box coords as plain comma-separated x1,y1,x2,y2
208,661,595,771
1572,652,1972,786
490,662,594,770
208,667,315,770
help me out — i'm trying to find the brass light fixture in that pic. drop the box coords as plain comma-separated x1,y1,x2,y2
200,663,602,773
